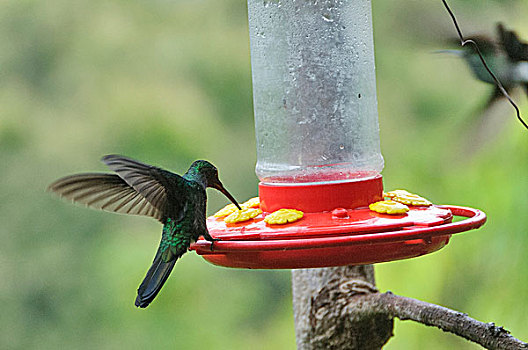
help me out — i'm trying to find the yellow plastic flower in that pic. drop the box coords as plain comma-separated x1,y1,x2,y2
213,204,239,218
264,209,304,225
224,208,262,224
242,197,260,209
384,189,432,206
214,197,261,217
369,200,409,215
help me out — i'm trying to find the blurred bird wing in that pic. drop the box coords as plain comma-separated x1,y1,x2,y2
497,23,528,61
48,173,163,220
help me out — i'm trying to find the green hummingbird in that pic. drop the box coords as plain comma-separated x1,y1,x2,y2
442,23,528,107
48,155,241,308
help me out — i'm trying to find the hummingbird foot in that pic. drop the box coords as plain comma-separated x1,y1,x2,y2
209,237,221,251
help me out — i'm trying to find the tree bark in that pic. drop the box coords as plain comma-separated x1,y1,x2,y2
362,292,527,350
292,265,393,350
291,265,527,350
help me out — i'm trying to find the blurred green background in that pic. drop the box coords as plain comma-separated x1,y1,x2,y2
1,0,527,348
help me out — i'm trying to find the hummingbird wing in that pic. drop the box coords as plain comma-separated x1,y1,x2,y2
101,155,186,216
48,173,163,220
497,23,528,62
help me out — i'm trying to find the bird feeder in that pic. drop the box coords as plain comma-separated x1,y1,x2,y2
191,0,486,268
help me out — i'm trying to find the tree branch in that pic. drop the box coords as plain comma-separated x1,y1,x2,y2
294,266,526,349
361,292,527,350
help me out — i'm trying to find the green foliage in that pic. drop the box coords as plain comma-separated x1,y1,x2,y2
1,0,527,349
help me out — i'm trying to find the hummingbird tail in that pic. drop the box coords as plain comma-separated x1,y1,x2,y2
135,251,178,308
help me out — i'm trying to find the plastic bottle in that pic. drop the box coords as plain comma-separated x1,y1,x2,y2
248,0,383,185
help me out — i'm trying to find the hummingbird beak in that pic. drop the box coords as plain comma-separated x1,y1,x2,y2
433,49,464,57
214,181,242,210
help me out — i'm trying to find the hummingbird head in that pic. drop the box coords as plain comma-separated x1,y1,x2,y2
439,35,499,59
187,160,242,210
468,36,499,55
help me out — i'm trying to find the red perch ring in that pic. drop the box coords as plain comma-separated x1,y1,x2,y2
190,177,486,269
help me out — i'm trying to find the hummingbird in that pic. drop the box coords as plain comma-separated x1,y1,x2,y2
436,23,528,156
442,23,528,107
48,155,241,308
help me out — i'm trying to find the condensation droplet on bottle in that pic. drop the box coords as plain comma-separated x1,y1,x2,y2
322,13,333,22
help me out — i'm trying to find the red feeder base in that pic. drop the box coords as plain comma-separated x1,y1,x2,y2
190,177,486,269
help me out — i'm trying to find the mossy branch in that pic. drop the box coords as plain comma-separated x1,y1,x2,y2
293,266,527,350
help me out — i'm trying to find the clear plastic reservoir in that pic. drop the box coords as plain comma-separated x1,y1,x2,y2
248,0,384,184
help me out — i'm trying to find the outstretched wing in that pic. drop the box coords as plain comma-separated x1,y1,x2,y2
48,173,163,220
101,155,185,213
498,23,528,62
